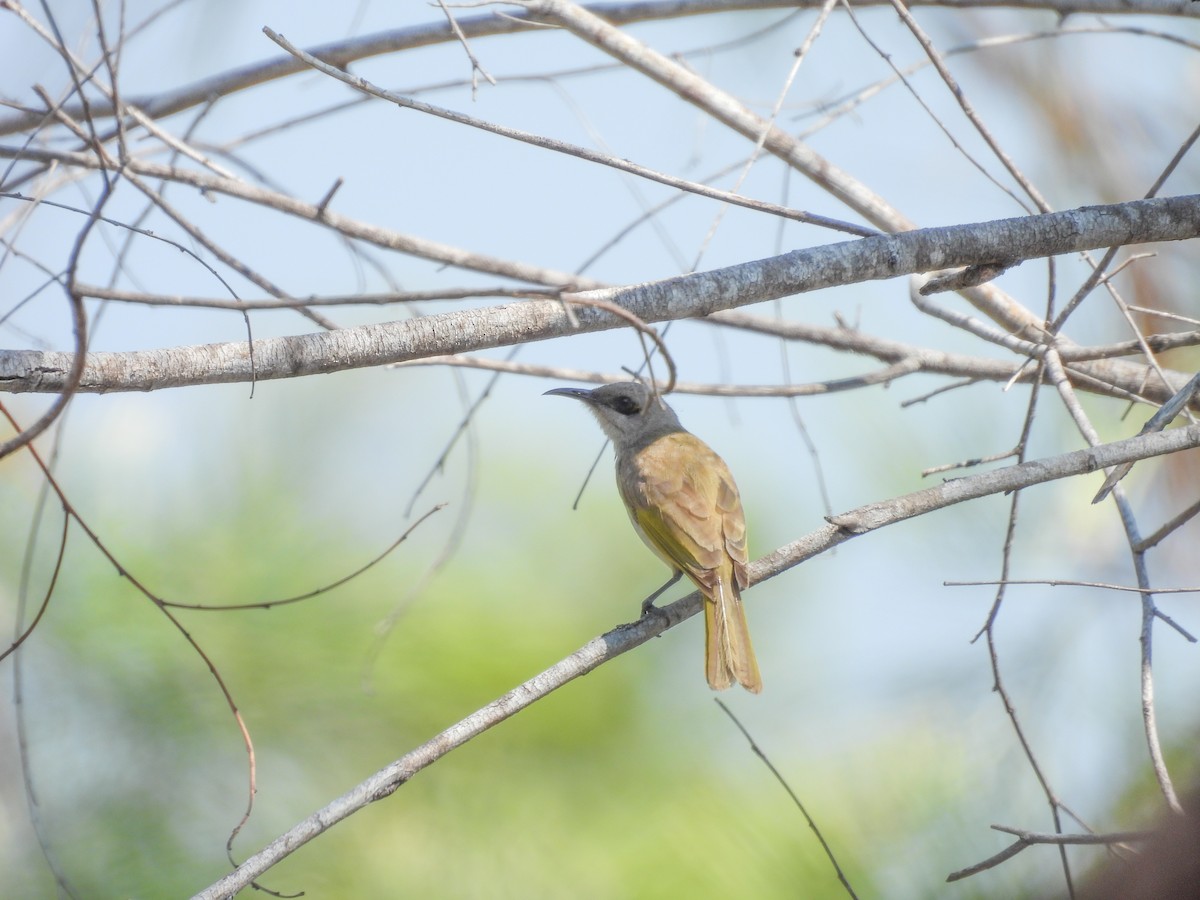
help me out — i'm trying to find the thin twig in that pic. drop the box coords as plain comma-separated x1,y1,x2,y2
1135,497,1200,553
262,27,870,237
715,700,859,899
886,0,1051,212
397,352,920,397
948,826,1155,882
435,0,497,96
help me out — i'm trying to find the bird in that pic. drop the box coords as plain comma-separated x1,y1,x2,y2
545,380,762,693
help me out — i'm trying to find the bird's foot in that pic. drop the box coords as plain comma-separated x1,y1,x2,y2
639,596,674,633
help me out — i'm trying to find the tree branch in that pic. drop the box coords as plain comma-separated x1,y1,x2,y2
4,2,1194,140
947,825,1154,882
3,195,1197,394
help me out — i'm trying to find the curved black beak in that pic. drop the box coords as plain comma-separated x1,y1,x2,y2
543,387,596,403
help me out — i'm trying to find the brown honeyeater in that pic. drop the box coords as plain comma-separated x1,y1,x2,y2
546,381,761,693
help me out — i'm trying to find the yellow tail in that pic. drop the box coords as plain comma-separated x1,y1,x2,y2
703,579,762,693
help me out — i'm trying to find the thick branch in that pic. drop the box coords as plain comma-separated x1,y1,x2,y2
2,2,1193,139
3,195,1197,394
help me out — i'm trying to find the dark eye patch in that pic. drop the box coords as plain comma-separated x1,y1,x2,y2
612,395,640,415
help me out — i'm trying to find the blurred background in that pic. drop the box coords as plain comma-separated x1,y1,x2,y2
2,2,1199,896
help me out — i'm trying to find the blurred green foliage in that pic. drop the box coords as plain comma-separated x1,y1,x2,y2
0,380,1194,899
0,442,905,899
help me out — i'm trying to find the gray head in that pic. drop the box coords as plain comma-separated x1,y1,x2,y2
545,381,684,451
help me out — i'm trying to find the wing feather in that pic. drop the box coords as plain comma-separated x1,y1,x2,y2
618,431,761,692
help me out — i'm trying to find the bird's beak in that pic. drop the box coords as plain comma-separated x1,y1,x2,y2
543,387,595,403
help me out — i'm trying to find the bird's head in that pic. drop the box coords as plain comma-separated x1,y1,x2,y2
544,381,682,450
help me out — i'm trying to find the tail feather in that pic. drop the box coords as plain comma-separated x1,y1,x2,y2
704,579,762,693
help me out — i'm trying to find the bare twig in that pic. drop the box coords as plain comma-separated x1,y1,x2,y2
886,0,1051,212
397,352,921,396
1135,497,1200,553
716,699,859,899
263,26,870,236
948,826,1155,882
1092,372,1200,503
689,0,842,271
435,0,497,96
0,399,260,864
161,506,446,611
1043,345,1185,814
72,283,560,309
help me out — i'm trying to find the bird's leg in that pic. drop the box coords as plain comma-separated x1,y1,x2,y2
640,571,683,618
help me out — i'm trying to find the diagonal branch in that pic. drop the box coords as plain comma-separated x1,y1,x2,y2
262,27,869,236
7,2,1194,141
190,422,1200,899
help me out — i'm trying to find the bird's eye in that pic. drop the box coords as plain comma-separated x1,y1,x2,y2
612,396,640,415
